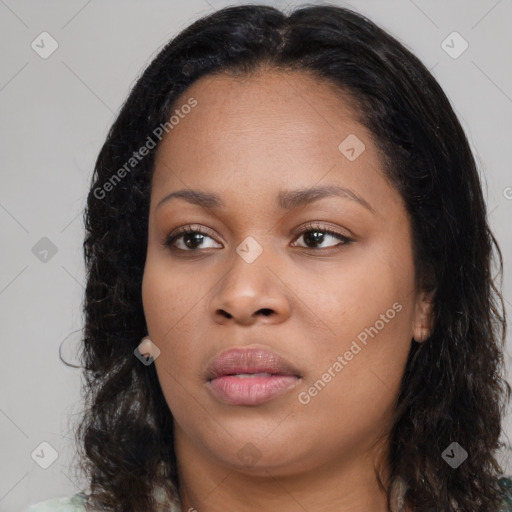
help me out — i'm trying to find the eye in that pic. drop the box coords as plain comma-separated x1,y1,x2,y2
164,224,222,251
164,222,353,253
291,222,353,250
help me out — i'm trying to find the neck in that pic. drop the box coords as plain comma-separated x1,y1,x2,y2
174,428,392,512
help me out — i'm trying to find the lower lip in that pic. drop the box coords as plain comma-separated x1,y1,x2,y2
207,374,300,406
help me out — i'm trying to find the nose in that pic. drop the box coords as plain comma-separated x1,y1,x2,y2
208,246,292,327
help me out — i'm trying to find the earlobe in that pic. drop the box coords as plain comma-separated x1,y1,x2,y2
413,326,430,343
412,293,435,343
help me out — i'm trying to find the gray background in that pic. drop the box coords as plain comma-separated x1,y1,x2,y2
1,1,511,510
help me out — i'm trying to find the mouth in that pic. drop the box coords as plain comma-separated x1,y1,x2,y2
205,347,302,406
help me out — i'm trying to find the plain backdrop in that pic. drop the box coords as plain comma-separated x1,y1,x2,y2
1,1,511,510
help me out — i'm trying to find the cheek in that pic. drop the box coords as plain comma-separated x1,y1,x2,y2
142,259,198,387
142,264,198,415
297,240,416,403
142,250,205,337
141,251,215,380
295,297,412,449
142,267,178,337
305,244,415,347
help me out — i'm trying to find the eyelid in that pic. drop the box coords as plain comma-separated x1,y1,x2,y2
290,221,354,241
164,221,354,251
164,223,223,247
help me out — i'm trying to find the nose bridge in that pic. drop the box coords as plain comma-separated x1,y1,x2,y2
221,233,272,299
209,233,290,324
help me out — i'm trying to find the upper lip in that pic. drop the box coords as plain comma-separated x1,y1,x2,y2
206,347,302,381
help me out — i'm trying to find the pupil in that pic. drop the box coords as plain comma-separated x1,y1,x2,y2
185,233,203,248
305,231,323,246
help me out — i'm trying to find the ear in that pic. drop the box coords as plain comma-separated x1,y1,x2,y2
412,291,435,343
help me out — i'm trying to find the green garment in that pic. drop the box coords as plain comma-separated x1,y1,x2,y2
25,477,512,511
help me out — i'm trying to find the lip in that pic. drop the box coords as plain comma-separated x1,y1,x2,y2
206,347,302,406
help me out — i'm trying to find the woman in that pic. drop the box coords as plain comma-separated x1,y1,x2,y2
27,3,512,511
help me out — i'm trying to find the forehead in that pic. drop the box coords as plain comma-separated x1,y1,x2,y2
151,69,400,215
155,68,364,159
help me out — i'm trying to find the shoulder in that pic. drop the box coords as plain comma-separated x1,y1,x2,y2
500,476,512,510
25,489,181,512
26,493,88,512
24,480,512,511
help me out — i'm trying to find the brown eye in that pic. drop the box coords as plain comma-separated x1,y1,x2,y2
165,225,222,251
291,223,353,249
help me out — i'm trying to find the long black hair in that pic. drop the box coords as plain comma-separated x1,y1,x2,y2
76,4,510,511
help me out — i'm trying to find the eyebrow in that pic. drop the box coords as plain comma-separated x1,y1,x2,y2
156,185,375,214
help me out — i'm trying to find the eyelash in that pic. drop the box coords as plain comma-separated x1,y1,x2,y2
164,222,353,253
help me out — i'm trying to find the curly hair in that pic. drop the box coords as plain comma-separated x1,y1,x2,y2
72,3,510,511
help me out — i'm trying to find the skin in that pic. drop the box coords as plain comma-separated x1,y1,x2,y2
142,68,433,512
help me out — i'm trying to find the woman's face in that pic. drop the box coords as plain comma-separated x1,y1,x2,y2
142,69,431,477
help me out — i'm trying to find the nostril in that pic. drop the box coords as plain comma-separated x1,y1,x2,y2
259,308,273,317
